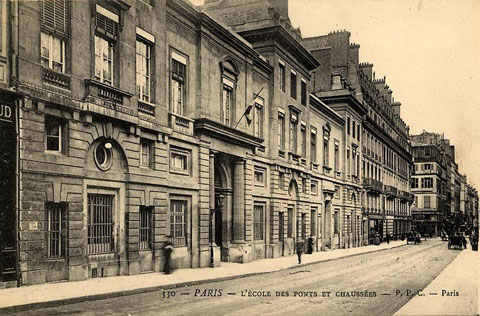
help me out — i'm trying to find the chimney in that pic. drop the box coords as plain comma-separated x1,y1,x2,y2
268,0,288,18
359,63,374,80
392,102,401,115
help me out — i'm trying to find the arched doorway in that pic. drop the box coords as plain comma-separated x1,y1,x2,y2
214,163,232,261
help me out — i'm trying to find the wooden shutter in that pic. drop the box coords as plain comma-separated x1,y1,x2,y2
42,0,69,36
96,14,117,40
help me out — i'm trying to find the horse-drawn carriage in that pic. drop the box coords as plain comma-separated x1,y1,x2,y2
448,235,463,250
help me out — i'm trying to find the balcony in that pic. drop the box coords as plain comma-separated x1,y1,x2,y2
42,68,70,90
138,100,155,116
399,190,411,201
385,185,398,199
323,165,332,175
84,79,133,113
169,112,194,136
363,178,383,194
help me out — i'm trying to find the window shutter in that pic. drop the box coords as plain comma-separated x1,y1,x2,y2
42,0,69,36
96,14,117,40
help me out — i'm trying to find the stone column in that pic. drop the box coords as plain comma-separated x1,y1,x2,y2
233,159,245,243
209,151,215,210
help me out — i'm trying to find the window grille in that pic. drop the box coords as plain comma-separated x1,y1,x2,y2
287,208,293,238
46,202,66,258
42,0,69,36
170,199,187,247
87,194,114,254
139,206,153,251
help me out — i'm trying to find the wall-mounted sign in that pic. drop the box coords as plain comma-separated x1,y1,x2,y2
0,103,14,123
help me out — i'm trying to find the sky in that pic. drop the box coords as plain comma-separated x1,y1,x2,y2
192,0,480,188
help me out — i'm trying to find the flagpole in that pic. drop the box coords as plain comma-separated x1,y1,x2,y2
233,87,264,129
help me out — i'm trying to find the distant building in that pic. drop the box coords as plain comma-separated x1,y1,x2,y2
302,31,414,243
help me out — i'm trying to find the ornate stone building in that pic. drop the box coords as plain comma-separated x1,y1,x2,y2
1,0,416,288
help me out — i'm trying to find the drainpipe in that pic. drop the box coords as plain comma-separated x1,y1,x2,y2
10,0,21,287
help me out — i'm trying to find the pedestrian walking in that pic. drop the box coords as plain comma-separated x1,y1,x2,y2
461,232,467,250
386,233,390,244
164,235,174,274
296,239,304,264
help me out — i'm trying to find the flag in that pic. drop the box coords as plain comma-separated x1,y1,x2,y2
244,105,253,125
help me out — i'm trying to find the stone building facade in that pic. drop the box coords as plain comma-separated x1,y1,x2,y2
1,0,417,287
302,31,414,243
410,132,448,236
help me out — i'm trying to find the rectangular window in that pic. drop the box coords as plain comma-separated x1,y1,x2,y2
301,124,306,157
290,70,297,99
301,79,307,106
254,96,264,138
423,163,432,171
254,167,265,186
254,204,265,240
222,79,234,126
170,199,187,247
171,53,187,115
310,128,317,163
346,215,351,235
87,194,114,254
333,210,339,235
278,112,285,151
311,180,318,195
310,208,316,237
287,208,293,238
140,139,153,168
352,119,356,139
279,61,285,92
170,147,190,174
301,213,306,240
347,148,351,176
94,35,113,85
45,202,66,258
290,113,298,154
278,172,284,190
357,123,360,141
45,118,62,152
334,141,339,171
302,178,307,193
334,186,340,199
41,32,66,73
139,206,153,251
422,177,433,188
347,116,350,135
411,178,419,189
136,39,152,102
424,196,431,208
323,138,329,167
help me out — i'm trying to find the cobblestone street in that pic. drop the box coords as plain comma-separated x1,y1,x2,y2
10,240,459,316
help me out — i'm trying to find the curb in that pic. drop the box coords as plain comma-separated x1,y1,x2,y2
1,243,408,313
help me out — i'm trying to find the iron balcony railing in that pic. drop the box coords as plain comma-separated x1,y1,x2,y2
363,178,383,194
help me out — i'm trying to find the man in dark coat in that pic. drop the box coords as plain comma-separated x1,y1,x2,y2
164,236,174,274
296,240,304,264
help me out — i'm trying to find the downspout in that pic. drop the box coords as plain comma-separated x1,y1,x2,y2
11,0,20,287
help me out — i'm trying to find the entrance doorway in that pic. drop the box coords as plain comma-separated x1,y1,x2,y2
0,101,17,283
279,212,284,256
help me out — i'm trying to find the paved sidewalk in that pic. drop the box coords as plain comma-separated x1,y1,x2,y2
0,240,405,312
394,246,479,316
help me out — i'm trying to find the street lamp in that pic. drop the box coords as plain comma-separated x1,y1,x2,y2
210,194,225,268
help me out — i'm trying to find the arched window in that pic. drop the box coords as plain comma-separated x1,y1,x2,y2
220,59,239,126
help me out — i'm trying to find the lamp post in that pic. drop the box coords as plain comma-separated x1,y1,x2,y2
210,194,225,268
